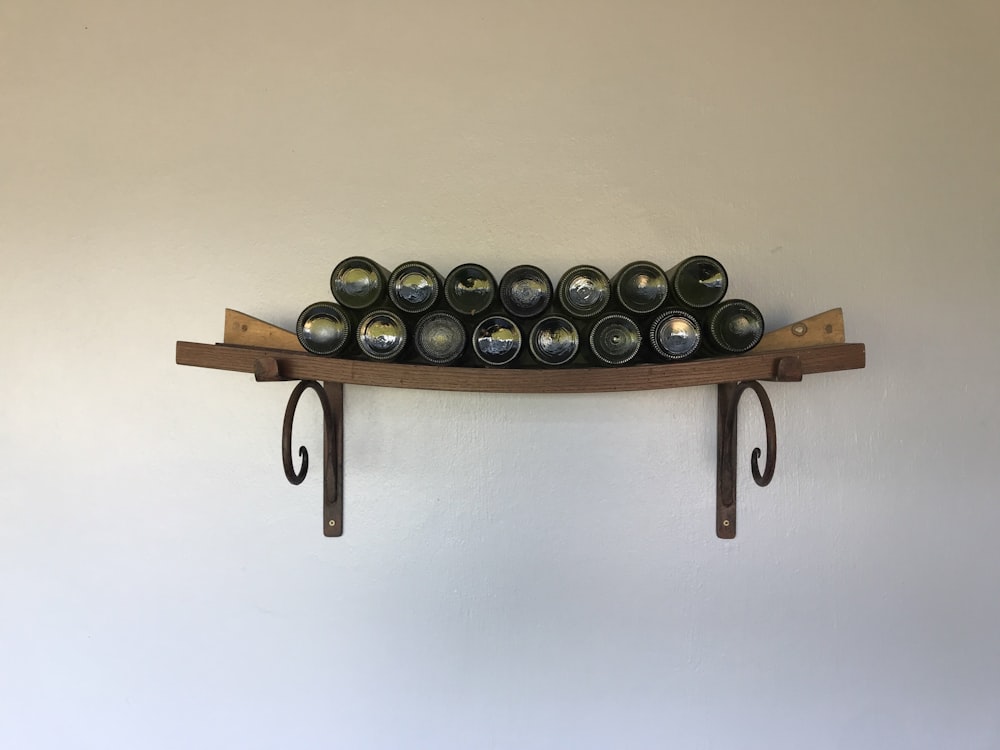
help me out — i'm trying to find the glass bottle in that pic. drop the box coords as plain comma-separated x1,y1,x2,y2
296,301,353,356
388,261,442,315
557,264,612,319
498,265,552,319
665,255,728,309
444,263,497,317
588,313,642,366
356,309,408,361
648,308,701,361
413,311,467,365
528,315,580,367
704,299,764,354
471,314,523,367
329,257,390,310
612,260,669,315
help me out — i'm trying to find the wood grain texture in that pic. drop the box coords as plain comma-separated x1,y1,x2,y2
756,308,846,352
224,309,304,352
177,340,865,393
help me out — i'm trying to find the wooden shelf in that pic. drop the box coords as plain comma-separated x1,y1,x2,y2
175,308,866,539
175,340,865,393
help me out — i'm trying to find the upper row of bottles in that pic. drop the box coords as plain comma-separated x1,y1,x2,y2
330,255,728,319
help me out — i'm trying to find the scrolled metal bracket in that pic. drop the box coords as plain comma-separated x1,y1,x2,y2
716,380,777,539
256,357,344,537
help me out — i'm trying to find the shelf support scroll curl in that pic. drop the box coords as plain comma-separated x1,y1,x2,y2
280,378,344,537
716,380,777,539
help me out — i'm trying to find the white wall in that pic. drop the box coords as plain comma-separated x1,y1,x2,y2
2,1,998,747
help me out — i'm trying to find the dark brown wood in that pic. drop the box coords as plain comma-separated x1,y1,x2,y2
177,341,866,393
254,356,285,382
775,356,803,382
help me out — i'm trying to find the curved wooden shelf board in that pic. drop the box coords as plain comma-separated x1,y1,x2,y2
175,340,865,393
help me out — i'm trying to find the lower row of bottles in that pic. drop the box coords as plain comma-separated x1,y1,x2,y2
296,299,765,367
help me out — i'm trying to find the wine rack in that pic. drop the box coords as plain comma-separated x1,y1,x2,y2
176,308,865,539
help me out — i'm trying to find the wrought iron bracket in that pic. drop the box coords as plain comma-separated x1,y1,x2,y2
715,356,801,538
252,354,802,539
716,380,777,539
256,357,344,537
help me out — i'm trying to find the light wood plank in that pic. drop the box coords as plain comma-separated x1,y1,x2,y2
223,309,304,352
756,308,846,352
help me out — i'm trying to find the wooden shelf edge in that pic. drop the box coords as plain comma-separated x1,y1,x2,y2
176,340,866,394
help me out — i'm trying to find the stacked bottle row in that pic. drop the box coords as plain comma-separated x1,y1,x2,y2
295,256,765,367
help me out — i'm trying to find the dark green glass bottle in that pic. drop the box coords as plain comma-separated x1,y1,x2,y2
296,301,354,356
499,265,553,319
703,299,764,354
612,260,669,315
557,264,612,319
665,255,728,309
471,314,523,367
356,309,409,361
648,308,701,361
528,315,580,367
330,257,390,310
388,261,443,315
413,311,467,365
587,313,642,366
444,263,497,317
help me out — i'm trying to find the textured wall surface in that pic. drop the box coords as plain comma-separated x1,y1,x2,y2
2,1,998,748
